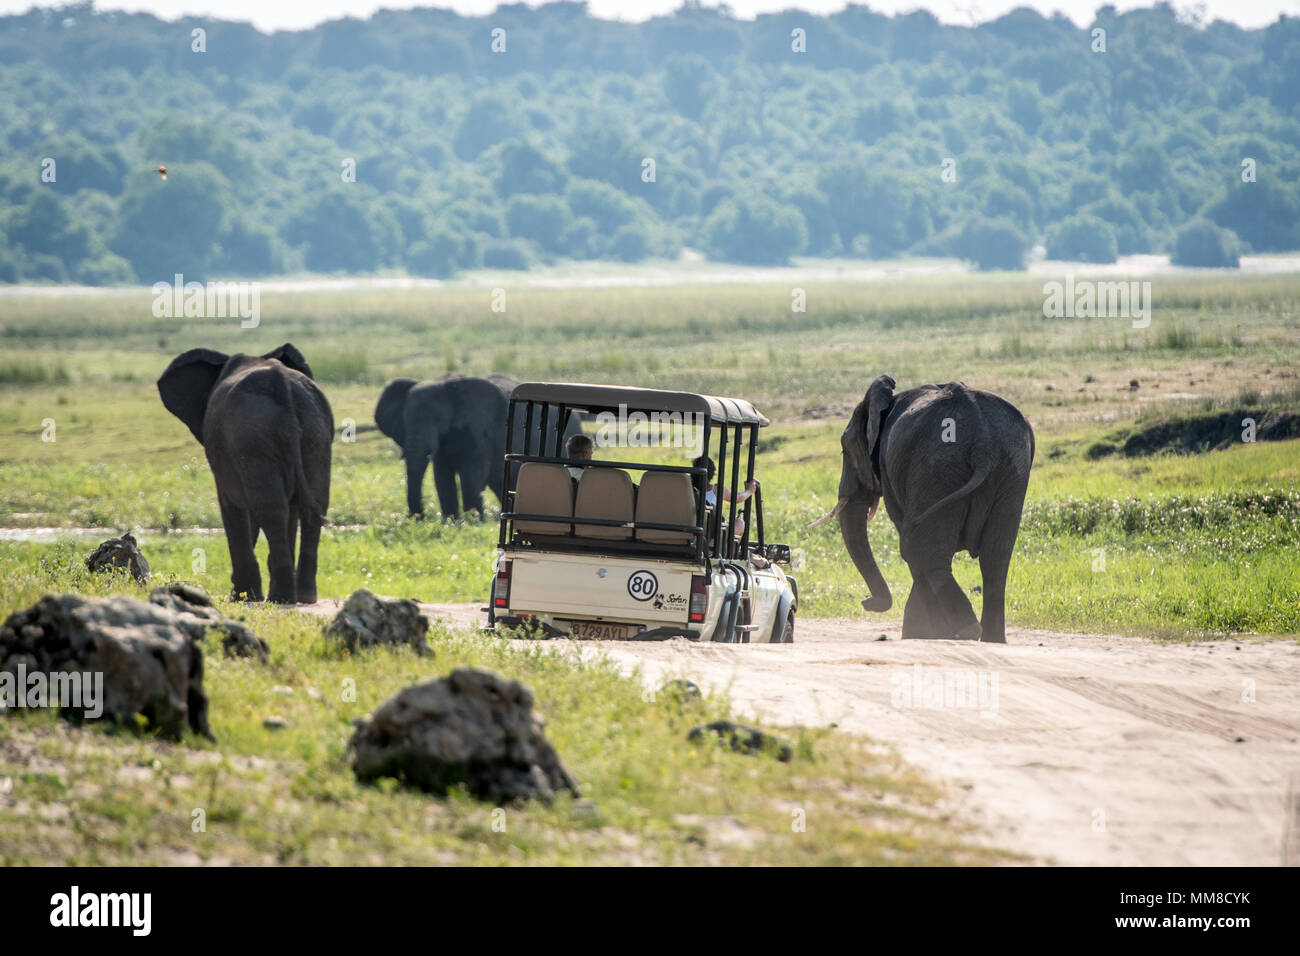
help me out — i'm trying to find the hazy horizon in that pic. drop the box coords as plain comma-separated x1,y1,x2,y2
2,0,1296,34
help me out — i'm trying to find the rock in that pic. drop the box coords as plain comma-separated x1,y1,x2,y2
85,534,152,584
307,687,323,701
148,584,269,661
211,620,270,661
263,716,289,730
325,589,430,655
271,685,294,697
0,593,213,740
348,667,578,802
688,720,793,762
664,679,701,701
875,633,888,641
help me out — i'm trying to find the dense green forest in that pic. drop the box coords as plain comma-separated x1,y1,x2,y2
2,1,1299,283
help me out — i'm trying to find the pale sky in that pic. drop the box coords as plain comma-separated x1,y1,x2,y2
2,0,1296,33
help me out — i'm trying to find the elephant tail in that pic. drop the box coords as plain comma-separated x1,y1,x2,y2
901,454,994,539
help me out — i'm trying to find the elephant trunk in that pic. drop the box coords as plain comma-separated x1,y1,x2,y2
838,496,891,612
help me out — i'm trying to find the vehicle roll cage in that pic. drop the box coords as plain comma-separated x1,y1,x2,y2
497,383,769,565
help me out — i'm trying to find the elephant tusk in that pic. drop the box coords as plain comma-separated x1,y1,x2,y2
807,498,848,529
867,499,878,522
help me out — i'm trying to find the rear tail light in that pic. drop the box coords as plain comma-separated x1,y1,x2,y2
494,559,512,609
689,574,707,623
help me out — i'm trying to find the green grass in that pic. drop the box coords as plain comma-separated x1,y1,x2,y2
0,564,1000,866
1,274,1298,637
1,273,1297,864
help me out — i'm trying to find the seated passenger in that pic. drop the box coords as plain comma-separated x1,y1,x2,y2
693,455,757,540
565,433,594,481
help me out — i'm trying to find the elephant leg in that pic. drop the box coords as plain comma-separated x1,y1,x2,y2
486,456,505,509
218,495,262,602
257,507,297,605
406,454,429,517
297,510,322,604
459,459,488,518
432,459,460,519
977,490,1027,644
920,562,980,640
901,567,939,639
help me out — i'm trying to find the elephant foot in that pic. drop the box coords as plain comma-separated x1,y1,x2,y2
297,591,317,605
954,621,983,641
861,594,892,612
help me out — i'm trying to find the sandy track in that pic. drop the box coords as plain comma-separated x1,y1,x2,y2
302,599,1300,866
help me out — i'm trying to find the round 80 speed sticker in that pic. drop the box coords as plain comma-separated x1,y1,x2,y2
627,570,658,601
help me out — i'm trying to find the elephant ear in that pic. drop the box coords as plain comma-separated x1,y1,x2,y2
842,375,896,492
374,378,417,448
863,374,896,458
157,348,229,444
261,343,313,379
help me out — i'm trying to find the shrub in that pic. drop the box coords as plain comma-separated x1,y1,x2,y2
481,240,530,270
951,217,1029,271
1045,214,1119,263
1172,218,1241,268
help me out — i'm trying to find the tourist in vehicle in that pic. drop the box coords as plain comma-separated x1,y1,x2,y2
565,433,594,480
693,455,757,540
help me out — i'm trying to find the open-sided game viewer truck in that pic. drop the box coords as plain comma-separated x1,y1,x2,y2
485,383,797,642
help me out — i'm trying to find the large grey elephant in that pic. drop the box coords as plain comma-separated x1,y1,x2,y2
812,375,1034,643
374,374,580,518
158,344,333,604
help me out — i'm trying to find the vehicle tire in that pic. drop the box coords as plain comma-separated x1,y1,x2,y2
774,609,794,644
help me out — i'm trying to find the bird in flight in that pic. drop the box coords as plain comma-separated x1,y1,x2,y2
155,165,167,180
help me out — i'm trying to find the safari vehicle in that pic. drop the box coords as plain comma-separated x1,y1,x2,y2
485,383,797,642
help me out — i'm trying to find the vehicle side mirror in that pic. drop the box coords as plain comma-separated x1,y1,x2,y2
766,543,792,564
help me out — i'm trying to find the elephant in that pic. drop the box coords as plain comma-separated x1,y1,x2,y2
158,344,333,605
374,374,580,518
812,375,1034,643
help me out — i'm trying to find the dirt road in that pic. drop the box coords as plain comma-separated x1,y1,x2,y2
306,599,1300,866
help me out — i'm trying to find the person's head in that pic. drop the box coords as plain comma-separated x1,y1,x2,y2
693,455,716,482
566,433,594,461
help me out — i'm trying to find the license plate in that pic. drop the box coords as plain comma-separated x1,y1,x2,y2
566,621,633,640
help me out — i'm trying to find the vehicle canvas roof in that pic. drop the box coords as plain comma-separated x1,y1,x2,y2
510,382,770,427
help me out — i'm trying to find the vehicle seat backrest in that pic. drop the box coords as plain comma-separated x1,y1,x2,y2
635,471,696,545
574,468,634,540
513,462,574,536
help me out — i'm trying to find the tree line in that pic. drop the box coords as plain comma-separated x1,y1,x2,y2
2,1,1298,283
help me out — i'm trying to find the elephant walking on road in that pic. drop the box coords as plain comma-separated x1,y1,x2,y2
375,374,579,519
158,344,333,604
812,375,1034,642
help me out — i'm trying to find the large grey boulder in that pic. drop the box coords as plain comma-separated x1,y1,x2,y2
0,594,213,739
325,589,430,655
85,533,151,584
349,667,578,802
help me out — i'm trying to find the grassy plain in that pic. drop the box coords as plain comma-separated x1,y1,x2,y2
2,272,1298,635
0,272,1297,864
